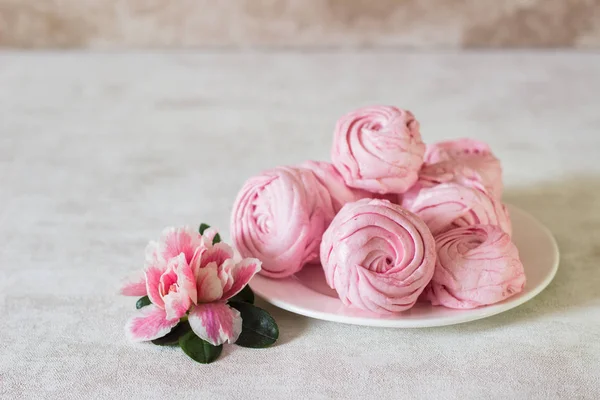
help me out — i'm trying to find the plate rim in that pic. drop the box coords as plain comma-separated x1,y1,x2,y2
250,204,560,328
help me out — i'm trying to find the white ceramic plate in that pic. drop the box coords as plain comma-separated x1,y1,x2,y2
250,205,559,328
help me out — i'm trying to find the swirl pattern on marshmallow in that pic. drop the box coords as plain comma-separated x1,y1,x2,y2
423,225,526,309
423,138,503,198
331,106,426,194
300,161,372,213
404,182,512,236
320,199,436,314
231,166,334,279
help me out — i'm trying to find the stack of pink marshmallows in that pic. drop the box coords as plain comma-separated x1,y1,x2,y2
230,106,526,314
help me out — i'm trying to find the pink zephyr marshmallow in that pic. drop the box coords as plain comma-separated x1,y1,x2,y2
331,105,426,194
320,198,436,314
422,138,503,198
231,166,334,279
404,182,512,237
422,225,526,309
300,161,372,213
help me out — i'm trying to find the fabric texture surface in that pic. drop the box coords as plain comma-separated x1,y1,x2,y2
0,52,599,400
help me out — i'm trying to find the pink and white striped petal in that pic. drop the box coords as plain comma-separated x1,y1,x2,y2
195,262,224,303
158,226,203,264
188,303,242,346
222,258,262,300
159,254,194,319
217,259,235,294
125,305,180,342
198,243,234,269
119,273,147,296
163,290,191,320
159,261,179,298
145,265,165,308
176,256,197,304
189,247,205,276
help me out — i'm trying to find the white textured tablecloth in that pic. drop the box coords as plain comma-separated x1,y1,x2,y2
1,52,599,400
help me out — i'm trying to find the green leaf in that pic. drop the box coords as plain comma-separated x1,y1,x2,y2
228,285,255,304
199,223,210,235
179,331,222,364
152,321,191,346
229,301,279,348
212,233,221,244
136,296,151,309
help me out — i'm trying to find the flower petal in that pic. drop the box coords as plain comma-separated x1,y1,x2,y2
189,246,205,278
145,265,165,308
163,290,191,320
176,256,197,304
159,259,179,297
200,243,234,269
195,262,224,303
222,258,262,300
218,259,235,294
161,254,194,319
158,226,203,264
188,303,242,346
125,304,179,342
119,273,147,296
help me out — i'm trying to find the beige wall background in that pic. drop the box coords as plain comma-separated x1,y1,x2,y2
1,0,599,48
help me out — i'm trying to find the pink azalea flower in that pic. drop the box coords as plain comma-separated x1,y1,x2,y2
122,226,261,346
145,253,195,320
